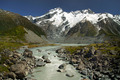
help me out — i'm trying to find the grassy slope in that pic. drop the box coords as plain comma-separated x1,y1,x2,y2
0,9,45,42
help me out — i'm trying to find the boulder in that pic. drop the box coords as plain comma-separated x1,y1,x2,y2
79,69,88,76
36,61,46,67
15,70,28,79
57,69,66,73
5,59,13,65
93,71,103,79
42,55,48,60
37,49,41,52
66,73,74,77
7,72,16,79
48,53,51,55
44,58,51,63
69,58,77,64
80,49,85,54
10,63,26,72
58,63,66,69
23,49,33,58
56,48,65,54
66,72,74,77
10,63,29,79
12,52,22,59
36,58,43,62
76,61,85,70
58,54,66,58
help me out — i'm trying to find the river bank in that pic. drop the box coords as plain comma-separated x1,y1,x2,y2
56,42,120,80
26,44,89,80
0,48,38,79
1,42,120,80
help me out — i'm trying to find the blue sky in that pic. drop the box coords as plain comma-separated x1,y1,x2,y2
0,0,120,16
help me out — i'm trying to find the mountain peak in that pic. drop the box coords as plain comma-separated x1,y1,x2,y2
81,9,94,14
49,7,63,14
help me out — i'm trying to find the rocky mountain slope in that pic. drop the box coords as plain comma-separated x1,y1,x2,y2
25,8,120,43
0,9,46,43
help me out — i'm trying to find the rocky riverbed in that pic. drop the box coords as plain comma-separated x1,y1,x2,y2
0,44,89,80
56,44,120,80
1,43,119,80
26,45,89,80
0,49,38,80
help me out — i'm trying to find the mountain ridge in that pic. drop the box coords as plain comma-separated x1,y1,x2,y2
25,8,120,43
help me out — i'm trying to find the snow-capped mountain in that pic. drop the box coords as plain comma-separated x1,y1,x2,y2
25,8,120,43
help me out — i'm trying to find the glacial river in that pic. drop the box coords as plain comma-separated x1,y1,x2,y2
26,44,88,80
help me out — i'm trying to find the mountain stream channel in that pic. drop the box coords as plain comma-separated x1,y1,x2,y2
20,44,89,80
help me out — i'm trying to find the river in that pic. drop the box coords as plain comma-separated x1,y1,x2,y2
26,44,89,80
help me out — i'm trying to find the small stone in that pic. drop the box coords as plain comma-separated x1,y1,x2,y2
66,73,74,77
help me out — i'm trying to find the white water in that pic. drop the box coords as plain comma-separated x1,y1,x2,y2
26,44,88,80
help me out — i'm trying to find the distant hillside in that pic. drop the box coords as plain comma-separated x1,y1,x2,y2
0,9,46,43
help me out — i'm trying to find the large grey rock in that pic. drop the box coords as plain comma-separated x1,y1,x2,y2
10,62,28,79
10,63,26,72
15,70,28,79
